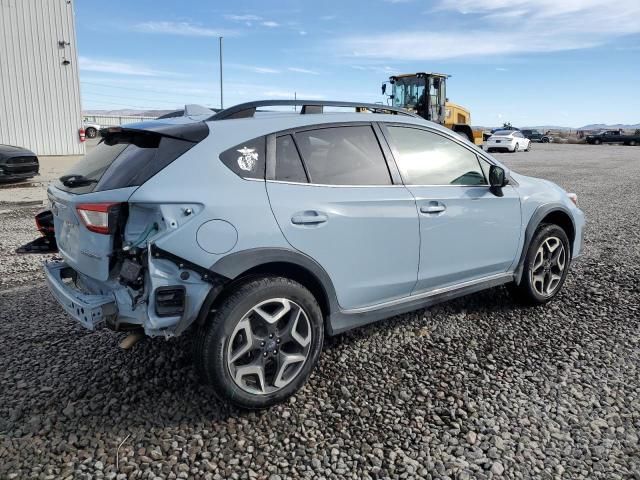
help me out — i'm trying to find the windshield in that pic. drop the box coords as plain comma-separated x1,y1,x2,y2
392,77,426,111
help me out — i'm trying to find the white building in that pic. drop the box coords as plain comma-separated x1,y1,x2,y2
0,0,84,155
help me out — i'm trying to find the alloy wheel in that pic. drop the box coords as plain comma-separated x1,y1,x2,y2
530,236,566,297
226,298,312,395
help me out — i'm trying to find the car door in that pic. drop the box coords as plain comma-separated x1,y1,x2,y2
381,124,521,293
266,124,420,310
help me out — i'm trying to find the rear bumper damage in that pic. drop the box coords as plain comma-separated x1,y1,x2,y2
44,261,117,330
43,248,224,337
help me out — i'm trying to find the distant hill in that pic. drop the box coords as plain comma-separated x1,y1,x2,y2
577,123,640,131
83,109,176,117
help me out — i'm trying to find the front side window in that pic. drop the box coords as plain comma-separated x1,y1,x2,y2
294,126,391,185
386,126,486,186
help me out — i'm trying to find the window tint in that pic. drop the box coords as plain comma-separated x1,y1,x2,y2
220,136,266,179
294,126,390,185
54,132,197,194
275,135,307,182
386,126,486,186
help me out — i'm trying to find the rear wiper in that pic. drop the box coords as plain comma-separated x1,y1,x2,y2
59,174,98,187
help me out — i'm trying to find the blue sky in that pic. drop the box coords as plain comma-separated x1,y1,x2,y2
75,0,640,127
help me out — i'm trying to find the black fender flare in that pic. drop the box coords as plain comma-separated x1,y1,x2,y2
209,246,340,318
514,203,575,284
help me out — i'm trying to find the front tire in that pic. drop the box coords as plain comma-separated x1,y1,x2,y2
510,224,571,305
196,277,324,409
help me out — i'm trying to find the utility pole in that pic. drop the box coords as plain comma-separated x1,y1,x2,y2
219,36,224,109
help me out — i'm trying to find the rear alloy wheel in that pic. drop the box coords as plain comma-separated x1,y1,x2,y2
197,277,324,409
594,139,602,145
509,224,570,305
629,140,637,146
525,142,531,152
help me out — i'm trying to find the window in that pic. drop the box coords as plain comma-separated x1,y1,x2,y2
54,132,197,194
220,136,266,179
294,126,391,185
386,126,486,186
275,135,307,183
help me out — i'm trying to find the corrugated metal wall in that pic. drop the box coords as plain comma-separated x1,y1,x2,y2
0,0,84,156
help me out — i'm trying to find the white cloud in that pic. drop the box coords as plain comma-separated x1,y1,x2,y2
263,90,325,99
287,67,319,75
252,66,280,74
229,64,280,74
78,56,175,77
337,0,640,60
299,30,308,36
261,21,280,28
133,21,234,37
224,14,262,21
496,67,508,71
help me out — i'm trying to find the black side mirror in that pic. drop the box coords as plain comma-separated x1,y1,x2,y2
489,165,508,196
381,83,387,95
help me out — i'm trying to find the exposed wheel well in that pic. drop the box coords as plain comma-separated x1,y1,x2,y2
540,210,575,250
209,262,331,322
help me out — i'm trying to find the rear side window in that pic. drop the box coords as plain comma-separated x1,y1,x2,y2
386,126,486,186
275,135,307,183
294,126,391,185
220,136,266,179
55,131,199,194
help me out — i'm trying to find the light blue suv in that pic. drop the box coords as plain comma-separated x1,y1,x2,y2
38,100,584,408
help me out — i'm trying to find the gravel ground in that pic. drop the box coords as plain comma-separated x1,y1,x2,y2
1,143,639,479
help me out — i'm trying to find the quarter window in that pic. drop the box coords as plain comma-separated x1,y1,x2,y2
220,136,266,179
275,135,308,183
294,126,391,185
386,126,486,186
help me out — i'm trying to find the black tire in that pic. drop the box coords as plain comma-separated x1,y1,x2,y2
629,140,637,146
85,127,97,138
509,223,571,305
513,143,519,153
542,137,549,143
525,142,531,152
594,139,602,145
196,276,324,409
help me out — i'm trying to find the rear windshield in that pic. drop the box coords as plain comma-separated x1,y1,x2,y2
55,131,197,194
493,130,513,136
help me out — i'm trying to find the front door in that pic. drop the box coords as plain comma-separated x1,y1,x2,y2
266,125,420,310
382,124,521,293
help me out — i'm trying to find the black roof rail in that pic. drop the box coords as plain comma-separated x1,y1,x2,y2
207,99,421,121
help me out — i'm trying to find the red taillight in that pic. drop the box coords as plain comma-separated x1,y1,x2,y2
76,203,122,234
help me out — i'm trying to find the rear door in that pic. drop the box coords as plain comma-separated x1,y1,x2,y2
266,124,420,310
381,124,521,293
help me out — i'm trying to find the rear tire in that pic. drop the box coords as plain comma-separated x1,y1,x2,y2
513,143,519,153
196,277,324,409
629,140,637,146
509,224,571,305
85,127,97,138
594,139,602,145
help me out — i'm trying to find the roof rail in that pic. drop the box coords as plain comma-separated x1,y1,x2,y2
207,99,420,121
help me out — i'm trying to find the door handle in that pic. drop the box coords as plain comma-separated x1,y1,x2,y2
420,204,446,214
291,211,328,225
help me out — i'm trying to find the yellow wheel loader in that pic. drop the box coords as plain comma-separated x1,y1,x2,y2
382,73,483,146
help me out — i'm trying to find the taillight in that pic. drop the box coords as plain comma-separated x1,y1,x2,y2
76,203,123,234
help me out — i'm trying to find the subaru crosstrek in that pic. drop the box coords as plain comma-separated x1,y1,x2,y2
29,100,585,409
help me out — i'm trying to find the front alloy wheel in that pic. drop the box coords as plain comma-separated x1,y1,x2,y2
509,223,571,305
530,236,566,297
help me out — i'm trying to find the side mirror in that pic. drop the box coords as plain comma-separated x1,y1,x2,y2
489,165,508,195
381,83,387,95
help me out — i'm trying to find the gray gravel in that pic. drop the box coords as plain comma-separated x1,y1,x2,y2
1,143,639,479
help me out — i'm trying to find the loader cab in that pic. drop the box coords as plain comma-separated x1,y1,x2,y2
384,73,448,125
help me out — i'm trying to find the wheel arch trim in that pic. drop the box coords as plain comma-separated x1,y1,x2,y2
514,203,576,284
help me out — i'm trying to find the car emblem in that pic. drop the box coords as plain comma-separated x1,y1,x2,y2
236,147,258,172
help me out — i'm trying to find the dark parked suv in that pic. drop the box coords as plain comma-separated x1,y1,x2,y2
521,130,552,143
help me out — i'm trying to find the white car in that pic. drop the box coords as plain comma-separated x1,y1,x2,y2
83,122,102,139
485,130,531,153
